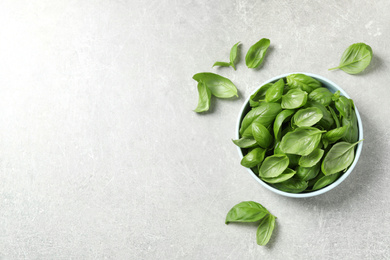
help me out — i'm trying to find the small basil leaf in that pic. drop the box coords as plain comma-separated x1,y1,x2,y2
256,214,276,246
281,89,308,109
286,73,321,93
335,96,353,120
273,109,295,141
332,90,341,101
323,125,348,144
193,82,212,113
232,137,258,148
193,72,238,98
259,154,289,178
212,61,231,68
329,43,373,74
239,103,282,135
296,162,321,181
245,38,271,69
225,201,269,224
298,148,324,167
328,106,340,128
293,107,323,127
279,127,325,156
308,87,333,106
250,83,273,107
229,41,241,70
241,147,266,168
252,122,273,148
304,101,334,130
272,177,308,193
321,140,363,175
341,112,359,143
261,168,295,183
265,79,284,103
312,172,341,191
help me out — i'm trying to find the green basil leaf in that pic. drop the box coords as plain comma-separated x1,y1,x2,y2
296,162,321,181
229,41,241,70
272,177,308,193
273,110,295,141
259,154,289,178
261,168,295,183
305,101,334,130
312,172,341,191
293,107,323,127
265,79,284,103
256,214,276,246
279,127,325,156
245,38,271,69
232,137,258,148
321,140,363,175
328,106,340,128
335,96,353,120
250,83,273,107
308,87,333,106
286,74,321,93
239,103,282,135
241,147,266,168
252,122,273,148
193,72,238,98
193,82,212,113
225,201,269,224
281,89,308,109
323,125,348,144
341,112,359,143
329,43,373,74
298,148,324,167
212,61,231,68
332,90,341,101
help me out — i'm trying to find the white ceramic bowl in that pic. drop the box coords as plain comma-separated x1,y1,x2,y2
236,72,363,198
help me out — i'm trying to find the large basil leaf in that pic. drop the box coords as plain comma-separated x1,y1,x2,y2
321,140,363,175
256,214,276,246
329,43,373,74
335,96,353,120
265,79,284,103
239,103,282,135
279,127,325,156
193,82,212,113
286,73,321,93
250,83,273,107
273,109,295,141
295,162,321,181
245,38,271,69
193,72,238,98
252,122,273,148
293,107,323,127
305,101,334,130
281,89,308,109
259,154,289,178
342,112,359,143
272,177,308,193
241,147,266,168
312,172,341,191
232,137,258,148
298,148,324,167
261,168,295,183
225,201,269,224
308,87,333,106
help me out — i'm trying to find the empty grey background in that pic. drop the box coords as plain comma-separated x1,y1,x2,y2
0,0,389,259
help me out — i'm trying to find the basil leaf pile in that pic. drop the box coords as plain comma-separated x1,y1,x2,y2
233,74,363,193
226,201,276,246
213,42,241,70
329,43,373,74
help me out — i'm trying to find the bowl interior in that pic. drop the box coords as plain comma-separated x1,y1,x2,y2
236,72,363,198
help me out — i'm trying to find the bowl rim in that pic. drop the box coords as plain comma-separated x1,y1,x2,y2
236,72,364,198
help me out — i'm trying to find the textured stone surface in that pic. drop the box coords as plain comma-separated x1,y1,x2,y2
0,0,389,259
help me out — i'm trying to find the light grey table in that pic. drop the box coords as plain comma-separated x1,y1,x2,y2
0,1,389,259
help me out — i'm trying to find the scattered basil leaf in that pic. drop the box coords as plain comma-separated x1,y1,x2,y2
252,122,273,148
308,87,333,106
225,201,269,224
265,79,284,103
321,140,363,175
298,148,324,167
256,214,276,246
293,107,323,127
281,89,308,109
212,61,231,68
272,177,308,193
286,73,321,93
230,41,241,70
259,154,289,178
241,147,266,168
273,109,295,142
245,38,271,69
232,137,258,148
329,43,373,74
193,82,212,113
312,172,341,191
250,83,273,107
193,72,238,98
279,127,325,156
261,168,295,183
